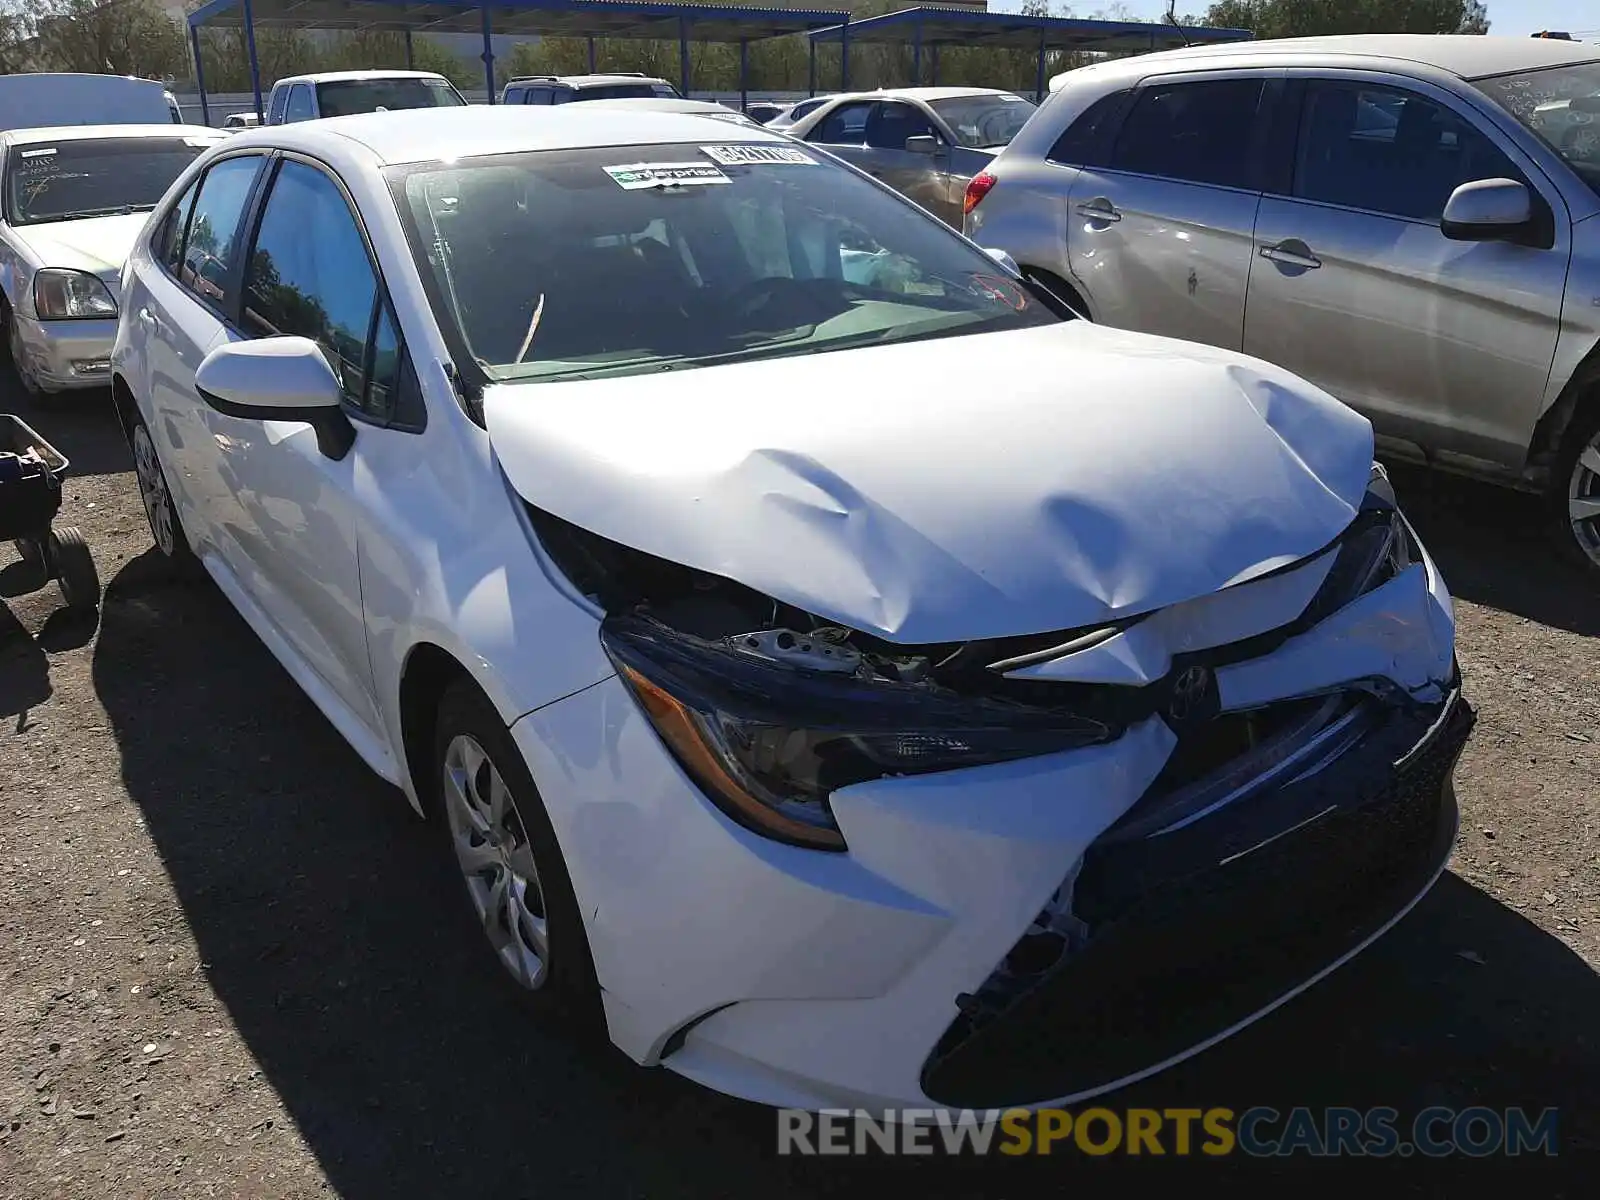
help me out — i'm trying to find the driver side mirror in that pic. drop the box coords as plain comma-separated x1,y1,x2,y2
1441,178,1538,245
195,336,355,460
905,134,941,156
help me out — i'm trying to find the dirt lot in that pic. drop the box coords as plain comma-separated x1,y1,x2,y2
0,377,1596,1198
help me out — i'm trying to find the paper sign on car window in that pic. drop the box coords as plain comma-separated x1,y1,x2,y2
604,161,729,189
19,148,56,158
700,144,817,166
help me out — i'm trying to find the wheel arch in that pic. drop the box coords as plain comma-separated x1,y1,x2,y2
110,373,140,449
1020,264,1093,322
396,640,477,819
1527,338,1600,486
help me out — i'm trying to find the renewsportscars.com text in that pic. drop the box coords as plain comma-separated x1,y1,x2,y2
777,1106,1559,1157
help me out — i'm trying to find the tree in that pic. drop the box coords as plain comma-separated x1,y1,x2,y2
32,0,189,79
1203,0,1490,36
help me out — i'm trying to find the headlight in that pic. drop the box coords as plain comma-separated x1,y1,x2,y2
1301,463,1419,624
603,615,1112,851
33,269,117,320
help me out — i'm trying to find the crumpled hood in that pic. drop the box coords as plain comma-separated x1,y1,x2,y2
486,321,1375,644
12,213,146,286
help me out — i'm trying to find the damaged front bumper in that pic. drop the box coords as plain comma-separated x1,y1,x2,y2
921,683,1472,1108
510,495,1468,1113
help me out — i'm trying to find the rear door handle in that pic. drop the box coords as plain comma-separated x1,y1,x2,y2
1075,199,1122,223
1260,241,1321,269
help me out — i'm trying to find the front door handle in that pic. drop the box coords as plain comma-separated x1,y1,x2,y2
1075,199,1122,223
1260,241,1322,269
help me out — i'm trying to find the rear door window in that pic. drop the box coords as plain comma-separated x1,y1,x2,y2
176,155,263,306
1109,79,1266,189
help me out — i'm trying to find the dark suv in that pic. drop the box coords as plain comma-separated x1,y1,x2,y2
499,73,681,105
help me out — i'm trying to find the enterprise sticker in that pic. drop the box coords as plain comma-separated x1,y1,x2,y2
700,144,817,166
604,161,729,189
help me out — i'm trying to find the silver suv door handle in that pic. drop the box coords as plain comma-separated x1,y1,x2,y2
1075,199,1122,222
1260,241,1322,269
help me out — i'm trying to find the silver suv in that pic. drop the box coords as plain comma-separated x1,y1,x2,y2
499,73,681,104
967,35,1600,572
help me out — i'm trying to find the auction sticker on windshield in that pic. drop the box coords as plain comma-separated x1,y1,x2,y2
604,161,729,189
700,144,817,166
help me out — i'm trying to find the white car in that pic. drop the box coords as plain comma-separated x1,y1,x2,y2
1,124,227,395
575,97,765,128
265,70,466,125
112,107,1472,1114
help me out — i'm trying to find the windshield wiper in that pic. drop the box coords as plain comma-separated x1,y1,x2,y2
43,203,158,220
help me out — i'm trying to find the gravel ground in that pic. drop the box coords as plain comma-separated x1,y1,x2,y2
0,380,1596,1197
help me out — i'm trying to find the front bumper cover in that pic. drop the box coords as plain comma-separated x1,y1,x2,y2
12,314,116,391
920,686,1474,1109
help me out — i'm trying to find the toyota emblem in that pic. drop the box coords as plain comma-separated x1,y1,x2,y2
1167,665,1216,726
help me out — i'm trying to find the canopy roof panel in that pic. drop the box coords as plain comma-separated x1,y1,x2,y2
809,7,1253,53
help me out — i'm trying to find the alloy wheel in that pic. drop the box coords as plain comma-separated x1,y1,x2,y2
1568,434,1600,569
132,424,177,556
441,734,550,991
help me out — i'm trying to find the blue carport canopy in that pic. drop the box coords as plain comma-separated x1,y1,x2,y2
187,0,851,124
807,7,1253,101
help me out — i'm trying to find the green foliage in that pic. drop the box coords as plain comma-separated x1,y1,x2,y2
25,0,189,80
1202,0,1491,36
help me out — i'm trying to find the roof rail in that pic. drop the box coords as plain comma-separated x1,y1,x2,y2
507,75,560,83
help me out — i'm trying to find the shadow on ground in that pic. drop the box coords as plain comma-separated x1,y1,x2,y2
88,550,1596,1197
1383,461,1600,638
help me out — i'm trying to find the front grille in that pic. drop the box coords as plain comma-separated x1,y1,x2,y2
920,693,1473,1110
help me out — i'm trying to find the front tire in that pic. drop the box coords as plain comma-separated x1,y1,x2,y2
1555,404,1600,577
432,680,600,1024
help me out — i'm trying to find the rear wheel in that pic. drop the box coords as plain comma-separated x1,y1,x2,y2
1558,405,1600,576
129,412,200,577
432,680,600,1024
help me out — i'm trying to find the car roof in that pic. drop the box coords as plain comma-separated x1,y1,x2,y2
273,70,451,86
1098,34,1600,80
510,74,672,88
1,124,227,147
855,86,1025,102
576,97,735,113
222,105,792,166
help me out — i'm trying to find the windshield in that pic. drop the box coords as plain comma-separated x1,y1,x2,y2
316,77,465,117
5,136,212,226
390,141,1058,383
929,94,1037,149
1476,61,1600,197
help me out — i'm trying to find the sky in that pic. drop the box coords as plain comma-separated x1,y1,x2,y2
989,1,1599,39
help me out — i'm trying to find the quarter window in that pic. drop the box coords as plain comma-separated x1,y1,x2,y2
177,155,262,306
285,85,314,122
268,86,288,124
241,160,404,422
1110,79,1265,189
156,179,200,273
811,101,874,144
1294,82,1523,222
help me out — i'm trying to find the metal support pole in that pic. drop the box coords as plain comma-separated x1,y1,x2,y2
242,0,263,120
739,40,748,112
587,36,596,73
190,24,210,126
678,18,690,96
1035,30,1047,103
404,30,414,68
913,17,921,86
841,20,850,91
807,37,816,96
480,6,495,101
930,43,940,86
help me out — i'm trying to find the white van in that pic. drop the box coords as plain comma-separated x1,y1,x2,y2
0,74,179,134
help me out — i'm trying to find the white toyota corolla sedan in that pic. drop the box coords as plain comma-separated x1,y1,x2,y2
112,106,1472,1114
